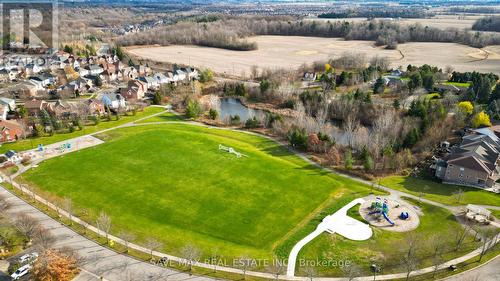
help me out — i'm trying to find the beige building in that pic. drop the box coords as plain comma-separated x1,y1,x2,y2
436,128,500,189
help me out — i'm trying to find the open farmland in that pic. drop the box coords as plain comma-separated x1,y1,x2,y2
126,36,500,76
306,14,500,30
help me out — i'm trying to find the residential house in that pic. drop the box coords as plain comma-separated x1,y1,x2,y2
50,100,77,119
24,99,49,116
0,120,25,143
30,73,56,87
122,67,138,81
86,65,104,76
0,98,16,112
139,76,158,90
135,65,150,76
435,128,500,189
175,69,187,82
102,93,127,110
383,76,405,88
24,63,41,76
434,83,468,94
102,69,118,82
121,80,147,101
0,68,20,81
78,67,90,77
390,69,403,77
85,99,105,116
0,105,8,121
184,67,199,81
154,73,169,85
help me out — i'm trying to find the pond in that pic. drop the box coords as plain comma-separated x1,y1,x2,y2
217,98,265,123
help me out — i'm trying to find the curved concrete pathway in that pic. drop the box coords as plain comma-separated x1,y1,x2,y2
286,198,372,276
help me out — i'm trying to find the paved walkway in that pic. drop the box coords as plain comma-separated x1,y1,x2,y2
4,118,499,281
286,198,372,277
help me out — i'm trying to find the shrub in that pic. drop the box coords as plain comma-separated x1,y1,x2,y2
209,108,218,120
287,128,308,150
344,150,353,170
199,69,214,83
458,101,474,115
186,100,202,119
472,111,492,128
245,116,261,128
230,115,241,125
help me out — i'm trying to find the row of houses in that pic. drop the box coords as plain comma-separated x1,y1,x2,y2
434,127,500,191
0,51,199,99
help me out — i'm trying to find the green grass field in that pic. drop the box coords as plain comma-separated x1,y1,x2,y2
297,198,480,276
444,81,471,88
20,123,376,266
380,176,500,206
135,111,186,123
0,107,165,154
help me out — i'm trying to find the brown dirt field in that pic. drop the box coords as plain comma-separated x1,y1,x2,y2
126,36,500,76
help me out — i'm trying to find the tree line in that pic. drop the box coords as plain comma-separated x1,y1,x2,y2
472,16,500,32
117,16,500,51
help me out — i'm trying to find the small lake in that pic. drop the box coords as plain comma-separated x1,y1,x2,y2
218,98,265,122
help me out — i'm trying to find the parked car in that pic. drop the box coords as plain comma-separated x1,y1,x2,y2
10,264,31,280
18,252,38,264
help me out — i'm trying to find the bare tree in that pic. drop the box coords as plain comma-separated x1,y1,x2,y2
80,208,90,234
453,223,470,252
62,197,73,225
428,234,445,278
266,257,285,281
401,233,420,281
14,213,40,242
33,227,56,251
344,114,359,148
118,231,136,253
478,228,498,262
96,211,112,244
0,195,11,212
144,237,163,260
341,261,361,281
304,265,317,281
236,255,254,280
180,244,201,273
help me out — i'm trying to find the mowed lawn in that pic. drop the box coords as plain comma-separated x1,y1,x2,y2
20,124,373,262
380,176,500,206
0,107,165,154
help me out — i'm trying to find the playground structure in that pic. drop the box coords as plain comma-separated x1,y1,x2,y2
218,144,247,158
368,197,395,226
360,196,420,232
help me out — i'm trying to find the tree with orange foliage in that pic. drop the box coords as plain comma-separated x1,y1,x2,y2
32,248,79,281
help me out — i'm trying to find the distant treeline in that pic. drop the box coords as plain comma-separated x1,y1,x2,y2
447,7,500,14
117,17,500,51
472,16,500,32
318,8,428,19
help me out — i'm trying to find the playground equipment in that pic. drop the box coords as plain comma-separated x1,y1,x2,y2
399,211,409,220
37,144,44,152
368,198,395,226
58,142,72,153
218,144,247,158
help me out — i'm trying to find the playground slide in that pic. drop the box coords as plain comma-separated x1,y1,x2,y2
382,212,395,225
